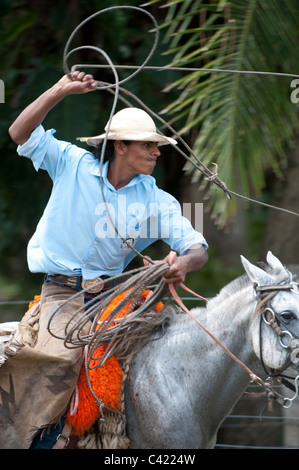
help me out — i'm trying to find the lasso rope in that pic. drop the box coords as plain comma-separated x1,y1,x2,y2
63,5,299,219
78,63,299,80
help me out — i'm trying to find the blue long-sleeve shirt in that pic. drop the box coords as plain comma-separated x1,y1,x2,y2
17,125,208,280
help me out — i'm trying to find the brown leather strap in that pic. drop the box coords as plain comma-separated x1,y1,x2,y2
45,274,83,289
52,422,72,449
255,283,295,293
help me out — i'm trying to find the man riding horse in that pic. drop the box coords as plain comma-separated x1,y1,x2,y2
7,71,208,448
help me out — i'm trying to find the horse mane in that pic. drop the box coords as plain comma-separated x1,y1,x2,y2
257,261,295,283
206,273,250,310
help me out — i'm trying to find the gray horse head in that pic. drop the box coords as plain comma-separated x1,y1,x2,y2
241,251,299,373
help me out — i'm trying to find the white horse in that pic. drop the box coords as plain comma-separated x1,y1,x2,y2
1,252,299,449
101,251,299,449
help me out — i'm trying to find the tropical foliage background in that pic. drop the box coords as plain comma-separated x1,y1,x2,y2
154,0,299,227
1,0,299,318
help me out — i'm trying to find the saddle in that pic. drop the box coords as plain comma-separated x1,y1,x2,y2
0,288,164,445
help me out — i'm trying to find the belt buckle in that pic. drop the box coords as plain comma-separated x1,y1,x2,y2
82,276,104,294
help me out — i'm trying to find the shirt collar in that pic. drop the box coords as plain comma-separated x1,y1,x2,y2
89,159,147,189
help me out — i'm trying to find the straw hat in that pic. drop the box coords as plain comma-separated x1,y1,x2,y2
77,107,177,147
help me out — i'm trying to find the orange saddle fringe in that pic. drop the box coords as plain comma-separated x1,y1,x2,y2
66,289,163,436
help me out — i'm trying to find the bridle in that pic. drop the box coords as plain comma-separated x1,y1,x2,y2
254,280,299,407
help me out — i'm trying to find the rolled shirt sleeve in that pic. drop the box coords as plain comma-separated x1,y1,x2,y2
17,125,82,180
17,125,57,173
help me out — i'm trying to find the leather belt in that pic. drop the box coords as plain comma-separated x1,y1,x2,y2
45,273,129,294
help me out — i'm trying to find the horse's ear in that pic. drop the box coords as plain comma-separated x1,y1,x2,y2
240,255,274,286
266,251,285,272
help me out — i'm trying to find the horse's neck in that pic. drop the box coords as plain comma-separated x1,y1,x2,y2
167,280,258,381
206,282,254,332
184,283,258,437
187,281,259,390
199,281,257,363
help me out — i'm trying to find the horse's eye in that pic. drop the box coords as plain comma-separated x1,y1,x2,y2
280,311,295,321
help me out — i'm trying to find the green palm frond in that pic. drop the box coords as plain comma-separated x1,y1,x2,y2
151,0,299,226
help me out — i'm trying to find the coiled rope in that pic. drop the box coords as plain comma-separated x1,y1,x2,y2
47,262,171,353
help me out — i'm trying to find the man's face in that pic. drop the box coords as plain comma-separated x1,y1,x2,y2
122,141,161,176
